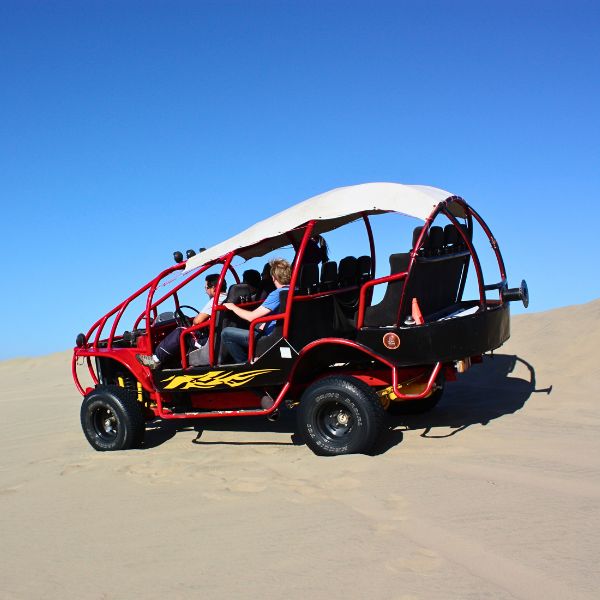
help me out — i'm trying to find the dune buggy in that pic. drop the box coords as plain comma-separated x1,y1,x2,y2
72,182,528,455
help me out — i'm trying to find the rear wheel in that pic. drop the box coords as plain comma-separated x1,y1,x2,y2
298,376,385,456
80,385,145,451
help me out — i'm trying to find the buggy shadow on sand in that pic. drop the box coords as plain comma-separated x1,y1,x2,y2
73,182,528,455
377,353,548,452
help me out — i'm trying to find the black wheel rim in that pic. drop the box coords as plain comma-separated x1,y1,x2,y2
315,400,354,442
92,406,118,441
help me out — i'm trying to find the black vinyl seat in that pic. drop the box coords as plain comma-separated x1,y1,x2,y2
443,224,459,253
338,256,358,288
337,256,360,316
259,262,276,299
255,291,288,357
357,255,372,283
217,283,256,363
299,263,319,295
320,260,338,291
425,226,444,257
242,269,262,300
412,226,426,255
362,253,411,326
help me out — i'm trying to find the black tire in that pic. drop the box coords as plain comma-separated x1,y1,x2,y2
387,380,444,416
80,385,145,451
298,376,386,456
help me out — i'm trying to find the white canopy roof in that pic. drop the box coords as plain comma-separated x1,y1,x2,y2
185,182,459,271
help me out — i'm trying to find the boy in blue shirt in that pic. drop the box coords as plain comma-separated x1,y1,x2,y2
222,258,291,363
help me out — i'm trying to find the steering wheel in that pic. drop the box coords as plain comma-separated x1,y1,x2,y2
174,305,200,328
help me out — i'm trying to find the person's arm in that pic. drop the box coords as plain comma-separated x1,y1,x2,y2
223,303,271,323
192,312,210,326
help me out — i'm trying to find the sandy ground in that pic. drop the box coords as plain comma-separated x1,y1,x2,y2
1,300,599,599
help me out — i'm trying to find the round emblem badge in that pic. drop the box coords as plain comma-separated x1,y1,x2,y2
382,332,401,350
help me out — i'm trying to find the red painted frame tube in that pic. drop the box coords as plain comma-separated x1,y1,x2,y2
362,213,376,278
135,262,211,329
288,338,443,400
178,321,210,369
72,354,85,395
396,209,438,326
462,202,507,281
283,220,315,339
392,362,442,400
86,279,154,349
247,313,285,360
355,271,408,329
288,337,442,399
158,381,291,420
208,252,235,366
441,207,486,308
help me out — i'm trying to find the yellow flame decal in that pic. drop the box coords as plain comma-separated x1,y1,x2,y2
161,369,278,390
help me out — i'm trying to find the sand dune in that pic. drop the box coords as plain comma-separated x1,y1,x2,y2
1,301,599,599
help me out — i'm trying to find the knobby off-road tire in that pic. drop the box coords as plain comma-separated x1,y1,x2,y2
298,376,386,456
387,379,445,416
80,385,145,451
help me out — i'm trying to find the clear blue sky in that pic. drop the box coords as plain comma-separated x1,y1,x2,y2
1,0,599,359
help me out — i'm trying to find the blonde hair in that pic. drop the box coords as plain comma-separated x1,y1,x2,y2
269,258,291,285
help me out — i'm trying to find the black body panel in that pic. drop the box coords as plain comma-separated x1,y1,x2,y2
356,302,510,365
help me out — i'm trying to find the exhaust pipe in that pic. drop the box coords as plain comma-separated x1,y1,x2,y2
502,279,529,308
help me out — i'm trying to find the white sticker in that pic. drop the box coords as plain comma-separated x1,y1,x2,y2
280,347,292,359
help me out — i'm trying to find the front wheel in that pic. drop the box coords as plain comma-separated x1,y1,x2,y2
298,376,386,456
80,385,145,451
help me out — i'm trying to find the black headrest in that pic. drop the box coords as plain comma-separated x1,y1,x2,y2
338,256,358,283
444,224,459,247
225,283,254,304
243,269,261,290
389,253,410,274
412,226,425,249
320,260,337,283
300,263,319,292
427,226,444,255
357,255,372,277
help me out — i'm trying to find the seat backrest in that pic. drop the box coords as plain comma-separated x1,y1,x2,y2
287,295,341,350
357,255,372,283
362,253,411,327
255,291,288,356
320,260,338,291
401,253,469,320
221,284,255,330
259,262,276,299
412,226,427,255
299,263,319,295
242,269,261,299
443,224,459,253
425,226,444,257
338,256,358,288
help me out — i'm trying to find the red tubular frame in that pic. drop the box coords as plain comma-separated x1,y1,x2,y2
362,213,376,278
356,271,408,329
289,338,442,400
157,381,291,420
392,362,442,399
283,220,315,339
247,314,285,360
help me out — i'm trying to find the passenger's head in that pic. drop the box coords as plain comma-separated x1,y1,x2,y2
269,258,291,286
205,273,226,298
